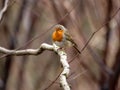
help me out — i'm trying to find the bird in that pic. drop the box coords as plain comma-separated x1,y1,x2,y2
52,24,81,54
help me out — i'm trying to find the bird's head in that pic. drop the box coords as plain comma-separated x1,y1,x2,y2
54,24,67,33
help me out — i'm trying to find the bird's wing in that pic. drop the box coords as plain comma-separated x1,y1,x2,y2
64,31,77,47
64,30,81,54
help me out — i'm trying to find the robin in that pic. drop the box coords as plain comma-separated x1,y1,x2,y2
52,24,81,54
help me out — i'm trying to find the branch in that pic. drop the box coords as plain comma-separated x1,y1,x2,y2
0,43,54,55
58,50,70,90
0,0,9,22
0,43,70,90
53,43,70,90
80,7,120,53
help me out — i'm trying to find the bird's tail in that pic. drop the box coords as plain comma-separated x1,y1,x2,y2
73,46,81,54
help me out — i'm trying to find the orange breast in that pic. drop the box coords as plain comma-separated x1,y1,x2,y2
52,31,63,42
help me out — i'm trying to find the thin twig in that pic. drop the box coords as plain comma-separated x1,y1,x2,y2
80,7,120,52
68,8,120,63
68,70,87,82
44,70,63,90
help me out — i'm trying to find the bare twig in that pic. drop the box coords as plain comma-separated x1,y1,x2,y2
80,7,120,52
44,70,63,90
0,0,9,21
68,70,87,82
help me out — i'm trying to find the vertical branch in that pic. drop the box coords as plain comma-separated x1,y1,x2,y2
57,49,70,90
109,15,120,90
16,0,37,90
5,0,29,90
109,47,120,90
103,0,112,63
0,0,9,22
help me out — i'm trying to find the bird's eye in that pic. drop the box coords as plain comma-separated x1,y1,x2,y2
56,27,61,31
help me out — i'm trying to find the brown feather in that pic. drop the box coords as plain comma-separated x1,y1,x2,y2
64,31,77,46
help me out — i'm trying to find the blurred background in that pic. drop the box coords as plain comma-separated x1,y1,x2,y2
0,0,120,90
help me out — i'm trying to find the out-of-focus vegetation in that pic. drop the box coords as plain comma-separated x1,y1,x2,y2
0,0,119,90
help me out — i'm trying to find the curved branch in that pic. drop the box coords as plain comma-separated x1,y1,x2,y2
0,43,70,90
